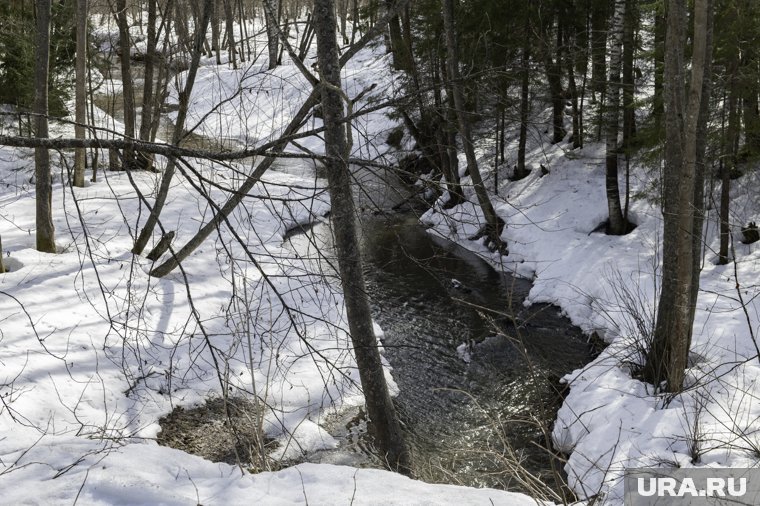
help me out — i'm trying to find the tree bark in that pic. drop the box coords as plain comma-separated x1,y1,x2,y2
591,0,609,97
644,0,713,392
114,0,137,170
137,0,158,171
265,0,280,69
313,0,411,474
74,0,88,187
719,50,739,265
35,0,55,253
385,0,412,73
605,0,628,235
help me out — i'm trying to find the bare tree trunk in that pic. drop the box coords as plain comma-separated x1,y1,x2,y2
211,0,221,64
223,0,237,68
149,0,413,276
541,13,566,145
605,0,628,235
516,42,531,179
114,0,137,170
719,11,740,265
138,0,158,171
133,0,213,255
74,0,88,187
652,5,665,133
0,235,4,274
313,0,411,474
591,0,609,98
644,0,713,392
265,0,280,69
622,0,637,147
442,0,506,253
35,0,55,253
385,0,411,73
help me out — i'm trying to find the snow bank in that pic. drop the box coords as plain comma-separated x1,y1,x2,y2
424,107,760,503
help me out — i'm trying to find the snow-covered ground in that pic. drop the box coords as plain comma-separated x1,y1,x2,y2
5,9,759,506
0,17,546,506
424,105,760,503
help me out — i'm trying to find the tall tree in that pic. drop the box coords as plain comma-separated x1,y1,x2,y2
643,0,714,392
114,0,137,170
313,0,411,474
442,0,507,253
74,0,87,187
35,0,55,253
604,0,630,235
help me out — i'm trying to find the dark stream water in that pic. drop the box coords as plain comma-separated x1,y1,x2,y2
283,165,594,494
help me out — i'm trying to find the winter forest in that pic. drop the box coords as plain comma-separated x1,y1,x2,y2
1,0,759,504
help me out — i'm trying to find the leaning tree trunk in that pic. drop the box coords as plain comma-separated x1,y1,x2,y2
644,0,713,393
442,0,507,253
35,0,56,253
605,0,628,235
132,0,213,255
313,0,411,474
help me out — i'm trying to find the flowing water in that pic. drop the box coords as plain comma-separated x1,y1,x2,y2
282,164,594,494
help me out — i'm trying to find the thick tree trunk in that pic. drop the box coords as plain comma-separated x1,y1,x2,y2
741,46,760,155
313,0,411,474
74,0,88,187
265,0,280,69
605,0,628,235
442,0,506,253
35,0,55,253
385,0,412,73
645,0,713,392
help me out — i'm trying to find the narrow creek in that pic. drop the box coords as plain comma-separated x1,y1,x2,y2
99,54,595,496
283,164,594,494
